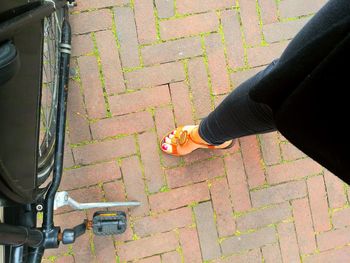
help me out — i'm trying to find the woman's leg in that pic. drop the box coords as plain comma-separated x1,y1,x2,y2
161,0,349,155
161,61,278,155
199,0,349,145
199,62,277,145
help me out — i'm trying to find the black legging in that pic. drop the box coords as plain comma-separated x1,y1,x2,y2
199,0,350,145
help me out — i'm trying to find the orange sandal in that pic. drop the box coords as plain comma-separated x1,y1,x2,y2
160,125,234,156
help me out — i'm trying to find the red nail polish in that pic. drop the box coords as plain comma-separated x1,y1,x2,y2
162,144,168,150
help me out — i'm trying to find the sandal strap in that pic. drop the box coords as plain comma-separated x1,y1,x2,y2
188,128,215,148
170,126,215,148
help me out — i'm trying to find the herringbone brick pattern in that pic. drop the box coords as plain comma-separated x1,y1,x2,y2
43,0,350,262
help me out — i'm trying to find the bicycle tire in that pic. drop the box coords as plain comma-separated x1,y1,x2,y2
37,2,68,186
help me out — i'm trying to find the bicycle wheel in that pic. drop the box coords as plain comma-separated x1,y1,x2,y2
37,2,67,186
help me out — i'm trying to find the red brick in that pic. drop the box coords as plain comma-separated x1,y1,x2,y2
317,227,350,251
55,211,86,229
125,62,185,89
103,181,134,242
281,142,306,161
240,136,265,188
221,10,245,69
239,0,261,46
155,0,174,18
109,85,170,115
194,202,221,260
91,111,154,139
139,131,165,193
179,228,202,263
55,255,74,263
304,246,350,263
141,37,203,66
121,156,150,217
258,0,278,24
69,57,79,80
67,80,92,143
103,180,126,205
73,136,136,165
181,144,234,164
324,170,347,209
64,186,104,217
230,66,265,88
292,198,316,254
263,17,311,43
60,162,120,190
154,106,182,167
137,256,162,263
247,41,289,67
114,7,140,68
74,0,128,12
160,13,219,40
93,235,116,263
237,203,291,231
162,251,182,263
188,57,212,119
78,55,106,119
260,132,281,165
116,231,179,262
170,82,194,125
214,248,262,263
225,154,252,212
205,33,231,95
149,182,210,212
43,241,70,258
251,180,307,207
221,227,276,254
210,178,236,237
71,9,112,34
278,132,288,142
262,243,282,263
64,136,75,168
267,158,323,184
277,222,300,263
166,158,225,188
134,207,192,237
307,175,331,232
46,211,86,257
95,30,125,94
332,208,350,229
71,34,93,57
279,0,327,18
177,0,234,14
134,0,157,44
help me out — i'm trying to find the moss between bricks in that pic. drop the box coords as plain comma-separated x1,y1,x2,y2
91,32,112,118
200,35,216,111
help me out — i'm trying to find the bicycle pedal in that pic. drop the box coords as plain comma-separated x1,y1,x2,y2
92,211,127,236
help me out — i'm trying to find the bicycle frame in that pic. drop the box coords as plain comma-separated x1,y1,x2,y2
0,1,72,262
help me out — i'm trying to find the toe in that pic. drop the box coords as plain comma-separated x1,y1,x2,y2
161,143,173,153
165,137,172,144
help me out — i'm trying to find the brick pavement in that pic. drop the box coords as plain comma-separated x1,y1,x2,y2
44,0,350,262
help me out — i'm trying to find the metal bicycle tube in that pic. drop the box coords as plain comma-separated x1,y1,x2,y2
42,18,71,233
0,224,43,247
27,14,71,263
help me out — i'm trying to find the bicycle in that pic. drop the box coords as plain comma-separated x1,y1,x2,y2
0,1,139,262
